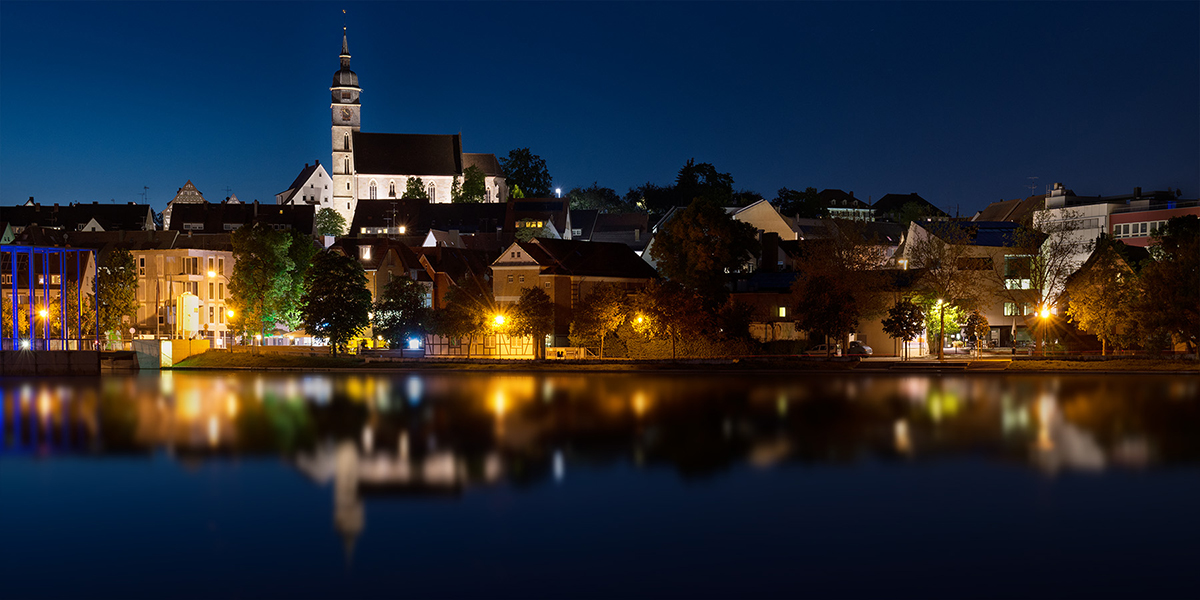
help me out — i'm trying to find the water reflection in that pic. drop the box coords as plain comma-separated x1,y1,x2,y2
2,371,1198,559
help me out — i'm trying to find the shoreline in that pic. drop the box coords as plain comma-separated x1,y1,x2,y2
166,353,1200,375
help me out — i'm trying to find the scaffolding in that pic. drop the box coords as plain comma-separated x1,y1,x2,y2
1,245,95,351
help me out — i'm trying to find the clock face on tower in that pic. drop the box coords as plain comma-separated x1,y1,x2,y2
341,107,352,122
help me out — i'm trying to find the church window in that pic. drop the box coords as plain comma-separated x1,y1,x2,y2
389,181,396,197
344,134,350,151
369,181,378,199
486,188,491,202
428,183,436,200
344,159,350,174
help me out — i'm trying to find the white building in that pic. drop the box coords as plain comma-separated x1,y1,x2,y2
327,28,506,226
276,161,333,208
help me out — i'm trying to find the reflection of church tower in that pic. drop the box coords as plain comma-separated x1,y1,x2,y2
330,27,361,225
334,440,364,563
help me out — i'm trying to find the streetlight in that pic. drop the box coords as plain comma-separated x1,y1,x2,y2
1038,305,1051,355
492,314,506,328
936,298,947,361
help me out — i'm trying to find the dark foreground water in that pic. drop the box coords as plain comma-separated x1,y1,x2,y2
2,371,1199,599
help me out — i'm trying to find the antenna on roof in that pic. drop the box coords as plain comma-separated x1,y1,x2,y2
1026,176,1038,196
140,186,149,203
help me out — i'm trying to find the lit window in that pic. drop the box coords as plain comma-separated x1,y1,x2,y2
361,246,372,261
778,306,787,318
370,181,378,199
427,183,436,200
389,181,396,197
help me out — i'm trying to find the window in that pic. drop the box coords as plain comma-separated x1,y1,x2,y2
209,282,214,299
344,159,350,174
544,281,551,289
427,183,436,200
485,188,491,202
507,274,514,283
344,133,350,151
519,275,525,283
207,257,214,272
778,306,787,318
209,307,214,323
360,246,372,261
218,258,224,274
192,257,199,274
219,282,224,300
219,308,224,324
389,181,396,197
139,257,145,276
369,181,378,199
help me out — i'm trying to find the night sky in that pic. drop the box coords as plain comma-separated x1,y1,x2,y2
1,1,1196,216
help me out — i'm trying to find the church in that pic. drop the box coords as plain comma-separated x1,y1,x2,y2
282,28,508,225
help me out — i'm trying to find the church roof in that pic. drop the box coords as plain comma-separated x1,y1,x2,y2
462,153,504,177
352,132,463,176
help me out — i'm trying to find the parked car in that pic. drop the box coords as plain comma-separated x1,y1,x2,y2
802,344,835,356
847,341,873,356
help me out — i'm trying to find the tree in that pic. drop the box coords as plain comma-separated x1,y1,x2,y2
791,220,891,355
510,185,525,199
773,187,827,219
315,208,347,237
372,276,428,348
570,283,628,359
97,248,138,341
649,196,759,306
301,250,371,355
905,222,989,360
230,222,293,342
1135,215,1199,353
456,165,487,203
568,183,627,212
403,176,428,200
511,286,554,359
731,190,765,208
963,309,990,356
281,230,318,330
675,159,734,206
1066,238,1140,355
427,276,494,358
892,201,939,229
624,183,674,215
630,280,708,359
499,148,552,197
882,299,925,361
923,298,963,355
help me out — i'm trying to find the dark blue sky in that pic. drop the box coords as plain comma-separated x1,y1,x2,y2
2,1,1197,215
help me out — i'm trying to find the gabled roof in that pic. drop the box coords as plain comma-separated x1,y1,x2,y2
973,195,1044,224
0,202,154,231
277,162,323,203
818,189,869,209
506,198,570,234
873,193,949,218
462,153,504,177
569,209,599,239
352,132,462,176
349,199,507,237
922,220,1026,247
168,202,315,235
331,237,422,272
172,180,206,203
510,238,659,280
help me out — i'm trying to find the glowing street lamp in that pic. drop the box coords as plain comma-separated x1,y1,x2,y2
207,270,216,278
492,314,506,328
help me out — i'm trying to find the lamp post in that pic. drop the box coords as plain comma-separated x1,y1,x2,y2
936,299,946,361
1038,305,1051,356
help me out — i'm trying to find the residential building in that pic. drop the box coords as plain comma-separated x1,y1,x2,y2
819,189,872,221
277,161,334,208
167,201,316,236
872,193,949,223
2,200,156,233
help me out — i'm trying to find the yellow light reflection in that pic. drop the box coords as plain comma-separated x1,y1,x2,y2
226,395,239,418
207,416,219,447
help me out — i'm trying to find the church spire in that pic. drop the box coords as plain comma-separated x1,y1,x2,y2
340,26,351,69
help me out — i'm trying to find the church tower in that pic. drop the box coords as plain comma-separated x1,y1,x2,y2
331,27,361,222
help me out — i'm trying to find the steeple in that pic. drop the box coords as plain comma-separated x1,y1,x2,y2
340,26,350,66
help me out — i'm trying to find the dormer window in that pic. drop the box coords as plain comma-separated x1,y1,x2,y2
360,246,372,261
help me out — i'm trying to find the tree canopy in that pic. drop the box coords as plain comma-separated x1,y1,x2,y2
455,165,487,203
301,250,372,355
230,222,293,340
649,196,759,306
403,177,428,200
372,276,428,348
570,283,628,359
315,208,346,237
773,187,827,219
1066,237,1139,355
499,148,552,197
97,248,138,340
568,183,630,213
630,280,709,359
1136,215,1199,353
510,286,554,359
427,277,494,358
881,299,925,360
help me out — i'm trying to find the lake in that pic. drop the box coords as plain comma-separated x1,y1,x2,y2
2,371,1199,599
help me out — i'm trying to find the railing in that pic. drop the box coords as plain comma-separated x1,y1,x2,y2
1110,199,1199,214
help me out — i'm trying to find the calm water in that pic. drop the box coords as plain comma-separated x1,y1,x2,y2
2,370,1199,599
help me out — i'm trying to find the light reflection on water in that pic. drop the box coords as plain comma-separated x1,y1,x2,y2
2,371,1199,598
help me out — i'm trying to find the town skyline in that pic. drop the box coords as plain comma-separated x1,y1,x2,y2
1,1,1197,214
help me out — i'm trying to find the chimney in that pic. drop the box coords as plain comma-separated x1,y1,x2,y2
760,232,780,273
849,191,854,198
1134,187,1142,199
